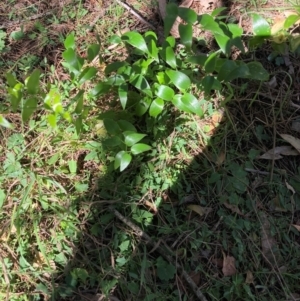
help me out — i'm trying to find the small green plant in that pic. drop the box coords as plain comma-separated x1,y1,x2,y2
2,5,272,172
81,4,269,170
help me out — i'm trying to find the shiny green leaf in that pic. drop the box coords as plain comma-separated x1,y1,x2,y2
64,33,75,49
135,97,151,116
211,7,227,17
106,75,125,86
149,98,164,117
155,85,174,101
171,94,191,113
6,73,17,88
122,31,148,53
26,69,40,95
246,62,269,81
284,14,300,29
91,82,111,96
199,14,223,34
105,62,127,75
0,189,6,209
164,3,178,37
62,48,84,75
118,120,136,132
0,115,14,129
166,69,191,90
179,23,193,51
160,46,177,69
68,160,77,174
78,67,97,85
22,97,37,122
252,14,271,36
87,44,100,62
47,114,57,128
182,93,203,117
178,7,197,24
124,131,146,147
131,143,152,155
118,84,128,109
214,33,230,54
186,54,207,66
204,51,219,73
130,74,152,97
217,60,238,81
114,151,132,171
74,92,84,114
104,118,121,135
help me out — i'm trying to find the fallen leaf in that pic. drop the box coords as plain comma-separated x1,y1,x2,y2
223,202,244,216
259,145,299,160
143,200,158,214
267,76,277,88
280,134,300,154
245,270,254,284
286,180,296,195
260,212,283,266
222,252,237,276
0,224,17,242
216,151,226,166
271,17,286,35
292,224,300,231
187,204,212,216
33,252,48,268
189,271,201,286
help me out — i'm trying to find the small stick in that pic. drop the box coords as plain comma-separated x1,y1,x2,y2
108,206,208,301
114,0,156,31
245,168,270,175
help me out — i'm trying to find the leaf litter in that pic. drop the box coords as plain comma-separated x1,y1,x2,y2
259,145,299,160
222,252,237,277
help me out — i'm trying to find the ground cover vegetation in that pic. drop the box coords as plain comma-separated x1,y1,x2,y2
1,0,300,300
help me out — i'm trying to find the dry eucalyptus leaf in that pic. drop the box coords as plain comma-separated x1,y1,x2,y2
271,17,286,35
216,151,226,166
292,224,300,232
245,270,254,284
259,146,299,160
223,202,244,216
187,204,212,216
285,180,295,195
222,253,237,276
280,134,300,154
267,76,277,88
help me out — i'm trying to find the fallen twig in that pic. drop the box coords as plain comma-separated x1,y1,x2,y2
108,205,208,301
245,168,270,175
114,0,156,31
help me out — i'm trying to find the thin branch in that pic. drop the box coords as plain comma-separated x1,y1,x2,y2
108,206,208,301
114,0,156,31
